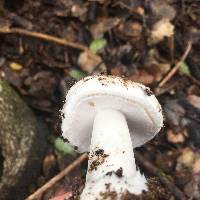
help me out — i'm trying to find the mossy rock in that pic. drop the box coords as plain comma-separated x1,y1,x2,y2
0,79,48,200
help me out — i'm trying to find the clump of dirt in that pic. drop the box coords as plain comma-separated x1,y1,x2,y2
88,149,109,171
100,182,118,199
95,149,105,156
115,167,123,177
120,178,171,200
100,178,170,200
69,177,84,200
144,88,153,96
106,167,123,178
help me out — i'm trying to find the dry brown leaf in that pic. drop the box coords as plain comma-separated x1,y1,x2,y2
187,95,200,109
43,154,57,178
134,6,144,16
78,51,106,73
144,49,171,82
117,21,143,42
128,70,154,85
187,85,200,96
149,19,174,45
167,129,185,144
150,0,176,20
111,66,122,76
71,4,87,18
90,17,120,38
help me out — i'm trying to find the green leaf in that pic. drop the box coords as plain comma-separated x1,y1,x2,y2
53,137,77,156
179,62,191,76
90,38,107,54
69,69,87,81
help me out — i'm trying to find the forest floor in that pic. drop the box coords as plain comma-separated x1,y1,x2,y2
0,0,200,200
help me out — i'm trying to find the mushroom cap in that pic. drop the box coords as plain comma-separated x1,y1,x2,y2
61,75,163,153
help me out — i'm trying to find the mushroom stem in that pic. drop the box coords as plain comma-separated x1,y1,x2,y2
81,109,147,200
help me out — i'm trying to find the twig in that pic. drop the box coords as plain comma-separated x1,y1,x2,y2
188,75,200,86
168,35,174,64
0,27,89,52
155,78,183,96
135,152,187,200
25,153,88,200
158,40,192,88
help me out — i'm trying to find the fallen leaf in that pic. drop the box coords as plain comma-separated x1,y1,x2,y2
53,137,77,156
164,100,185,127
71,4,87,18
116,21,143,42
89,38,107,54
78,51,106,73
187,85,200,96
128,69,154,85
90,17,120,38
179,62,191,76
69,69,87,81
187,95,200,109
144,49,171,82
150,0,176,20
24,71,57,99
9,62,23,71
184,178,200,200
111,66,123,76
149,19,174,45
134,6,145,16
156,152,174,171
177,148,195,169
43,154,57,178
167,129,185,144
0,57,6,68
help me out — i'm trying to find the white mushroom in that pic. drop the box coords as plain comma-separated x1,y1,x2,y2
61,75,163,200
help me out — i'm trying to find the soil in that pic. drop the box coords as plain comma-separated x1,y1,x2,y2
0,0,200,200
88,148,109,172
69,178,170,200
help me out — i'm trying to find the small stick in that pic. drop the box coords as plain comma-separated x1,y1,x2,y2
25,153,88,200
0,27,89,52
158,40,192,88
155,78,183,96
188,75,200,86
135,152,187,200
